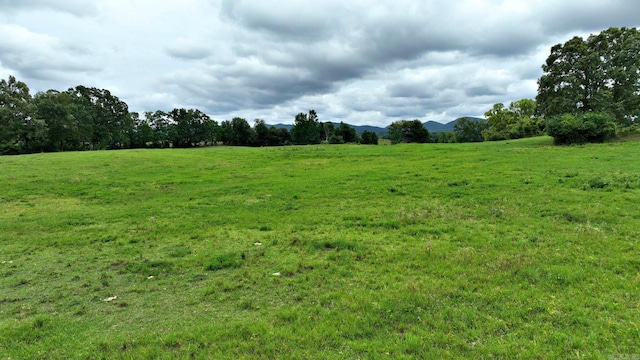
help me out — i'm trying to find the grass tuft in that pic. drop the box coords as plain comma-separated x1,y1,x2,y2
206,252,244,271
311,239,361,251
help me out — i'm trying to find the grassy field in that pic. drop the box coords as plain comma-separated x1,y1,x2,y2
1,136,639,359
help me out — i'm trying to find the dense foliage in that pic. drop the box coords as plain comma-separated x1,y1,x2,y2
0,76,367,154
537,27,640,127
291,110,321,145
331,122,359,144
453,117,488,143
360,130,379,145
388,119,429,144
3,27,639,153
483,99,544,141
545,113,617,145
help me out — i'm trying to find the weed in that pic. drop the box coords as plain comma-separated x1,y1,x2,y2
206,252,243,271
312,240,360,251
448,179,469,186
126,260,174,276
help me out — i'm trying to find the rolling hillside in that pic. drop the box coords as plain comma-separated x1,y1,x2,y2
1,137,638,358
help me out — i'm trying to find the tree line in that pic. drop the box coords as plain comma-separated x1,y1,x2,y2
1,27,637,153
0,81,380,154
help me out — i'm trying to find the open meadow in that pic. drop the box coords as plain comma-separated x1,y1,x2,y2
1,137,639,359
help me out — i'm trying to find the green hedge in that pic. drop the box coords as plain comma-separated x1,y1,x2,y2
545,113,616,145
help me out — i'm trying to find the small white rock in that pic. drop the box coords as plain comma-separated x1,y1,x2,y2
272,272,281,276
254,242,262,246
102,296,117,302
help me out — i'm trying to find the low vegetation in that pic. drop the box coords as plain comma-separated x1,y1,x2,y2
1,137,639,358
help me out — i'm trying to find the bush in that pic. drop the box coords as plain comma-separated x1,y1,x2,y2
360,131,379,145
616,124,640,138
545,113,616,145
328,134,344,144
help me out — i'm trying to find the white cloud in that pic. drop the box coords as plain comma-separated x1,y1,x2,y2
0,0,638,126
0,0,98,17
0,24,101,81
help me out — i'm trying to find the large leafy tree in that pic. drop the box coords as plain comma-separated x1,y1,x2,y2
254,119,288,147
0,76,51,154
254,119,272,146
275,127,291,145
483,103,512,141
483,99,542,140
219,117,255,146
537,27,640,126
144,110,172,147
129,112,155,148
291,110,321,145
453,117,488,143
66,86,132,149
319,122,334,142
332,122,358,143
388,119,429,144
360,130,379,145
168,108,213,147
33,90,80,151
200,118,220,146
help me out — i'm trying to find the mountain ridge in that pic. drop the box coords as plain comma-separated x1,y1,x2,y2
268,117,484,135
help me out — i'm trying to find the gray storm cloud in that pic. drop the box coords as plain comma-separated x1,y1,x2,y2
1,0,638,126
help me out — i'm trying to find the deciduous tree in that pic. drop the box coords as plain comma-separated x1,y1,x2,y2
537,27,640,126
168,108,213,147
333,122,358,143
454,117,487,143
33,90,79,151
360,130,379,145
483,99,542,141
388,120,429,144
66,86,132,150
291,110,321,145
0,75,42,154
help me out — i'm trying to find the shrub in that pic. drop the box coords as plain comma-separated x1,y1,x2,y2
616,124,640,138
328,134,344,144
360,131,379,145
545,113,616,145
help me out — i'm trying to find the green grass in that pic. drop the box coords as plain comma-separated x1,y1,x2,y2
1,136,639,359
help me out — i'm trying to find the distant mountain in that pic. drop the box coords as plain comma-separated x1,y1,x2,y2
268,117,485,136
424,117,485,133
270,123,293,131
350,124,387,135
423,121,452,133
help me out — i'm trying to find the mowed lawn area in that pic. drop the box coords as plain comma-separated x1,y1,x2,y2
1,137,638,359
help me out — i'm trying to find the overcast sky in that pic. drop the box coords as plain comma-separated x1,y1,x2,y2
1,0,639,126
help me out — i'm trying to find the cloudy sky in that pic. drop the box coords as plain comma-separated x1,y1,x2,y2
1,0,639,126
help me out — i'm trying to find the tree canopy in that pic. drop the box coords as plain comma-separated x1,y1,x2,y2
483,99,543,141
453,117,487,143
536,27,640,127
6,26,639,156
0,76,39,154
388,120,429,144
290,110,321,145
